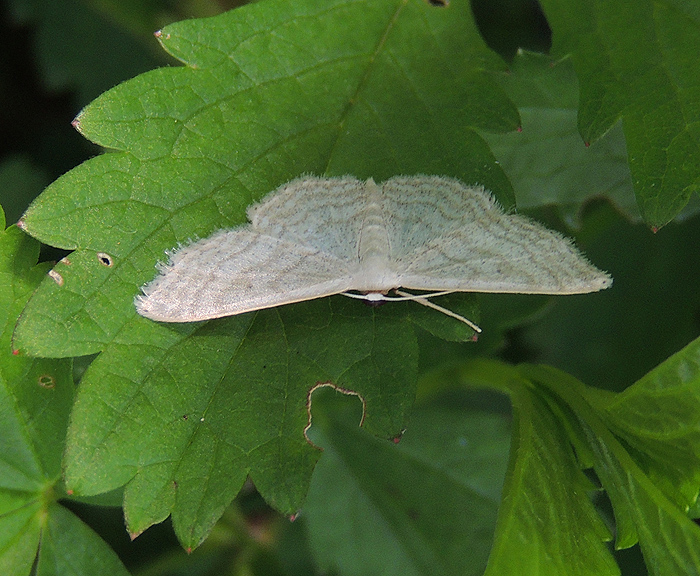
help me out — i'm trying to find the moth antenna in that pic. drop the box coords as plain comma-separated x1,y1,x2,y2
394,290,482,333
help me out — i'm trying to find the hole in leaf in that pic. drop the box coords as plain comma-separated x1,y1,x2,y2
97,252,114,267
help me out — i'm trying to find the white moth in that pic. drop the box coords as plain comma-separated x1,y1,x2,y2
135,175,611,332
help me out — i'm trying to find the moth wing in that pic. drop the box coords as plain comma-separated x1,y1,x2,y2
397,212,611,295
136,228,354,322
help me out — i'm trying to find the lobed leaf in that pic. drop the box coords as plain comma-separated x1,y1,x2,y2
457,361,618,576
64,297,419,548
13,0,517,548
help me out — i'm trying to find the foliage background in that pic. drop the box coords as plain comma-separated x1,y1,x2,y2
1,0,699,575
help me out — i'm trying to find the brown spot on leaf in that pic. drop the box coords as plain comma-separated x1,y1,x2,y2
48,269,64,286
38,374,55,389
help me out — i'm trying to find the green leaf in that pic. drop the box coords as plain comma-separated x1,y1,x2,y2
0,493,42,576
0,221,128,575
524,363,700,576
480,51,639,227
449,361,618,576
0,227,73,488
303,387,509,576
13,0,516,549
427,356,700,575
539,0,700,228
600,335,700,510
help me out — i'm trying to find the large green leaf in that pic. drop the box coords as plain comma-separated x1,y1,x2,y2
526,363,700,576
12,0,518,550
539,0,700,228
64,297,420,549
